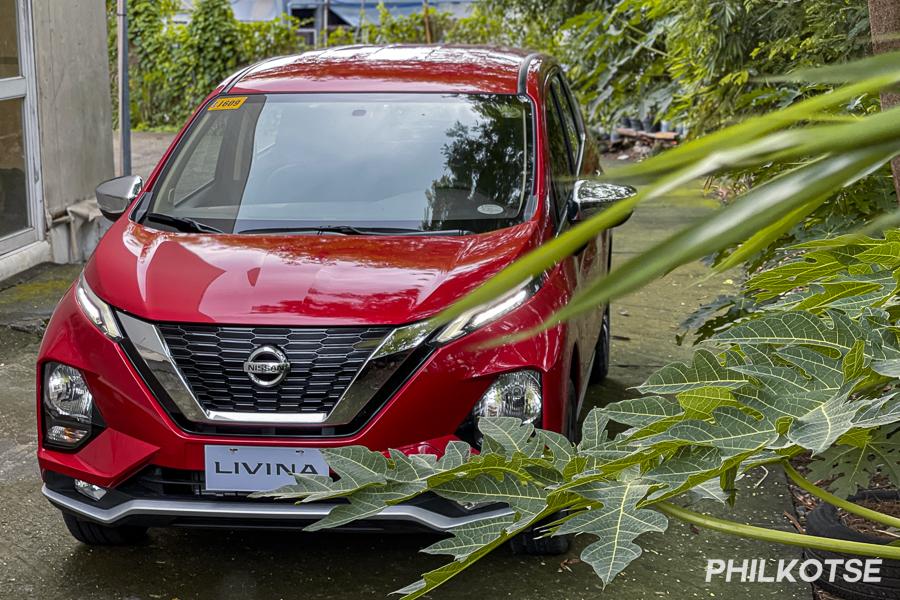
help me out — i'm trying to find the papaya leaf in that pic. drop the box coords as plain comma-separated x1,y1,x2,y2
786,386,861,454
842,340,868,381
559,480,668,587
304,481,426,531
638,349,749,394
421,514,516,561
579,409,611,452
433,473,546,528
644,447,725,501
600,396,683,427
676,386,744,418
807,426,900,496
478,417,542,458
640,406,779,458
776,346,845,390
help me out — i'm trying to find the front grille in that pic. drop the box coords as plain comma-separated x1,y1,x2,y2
157,323,390,415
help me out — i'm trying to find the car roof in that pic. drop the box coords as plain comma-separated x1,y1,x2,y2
225,45,540,95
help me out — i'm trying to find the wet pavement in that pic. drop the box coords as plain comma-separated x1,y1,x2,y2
0,135,810,599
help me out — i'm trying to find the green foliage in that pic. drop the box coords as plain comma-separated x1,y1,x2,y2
550,0,874,133
472,0,892,279
255,231,900,597
426,54,900,341
320,4,546,48
108,0,304,129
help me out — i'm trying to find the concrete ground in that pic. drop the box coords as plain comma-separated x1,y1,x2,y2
0,133,810,599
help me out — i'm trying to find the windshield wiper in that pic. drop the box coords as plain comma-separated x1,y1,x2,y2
238,225,474,236
145,212,223,234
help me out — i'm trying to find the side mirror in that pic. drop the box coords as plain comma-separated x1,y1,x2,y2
570,180,637,226
95,175,143,221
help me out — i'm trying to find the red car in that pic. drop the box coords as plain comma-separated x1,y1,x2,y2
36,46,633,550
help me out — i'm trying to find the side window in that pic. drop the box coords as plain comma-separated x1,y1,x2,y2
551,76,581,171
545,86,573,223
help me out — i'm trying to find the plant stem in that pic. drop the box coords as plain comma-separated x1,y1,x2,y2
782,461,900,530
656,501,900,560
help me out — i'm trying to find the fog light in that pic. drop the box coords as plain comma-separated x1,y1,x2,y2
46,425,89,445
74,479,107,501
475,370,542,423
45,364,93,424
42,363,100,449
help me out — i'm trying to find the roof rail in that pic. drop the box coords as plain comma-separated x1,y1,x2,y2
222,55,287,93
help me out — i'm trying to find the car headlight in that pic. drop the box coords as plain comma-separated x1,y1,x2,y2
435,277,543,343
42,363,101,448
75,274,122,340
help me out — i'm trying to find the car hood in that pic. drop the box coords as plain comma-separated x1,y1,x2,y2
86,219,541,326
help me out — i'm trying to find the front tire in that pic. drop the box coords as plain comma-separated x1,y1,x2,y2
589,307,610,383
62,513,147,546
509,528,571,555
510,381,578,557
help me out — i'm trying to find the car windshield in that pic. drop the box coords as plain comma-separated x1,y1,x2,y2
146,93,534,235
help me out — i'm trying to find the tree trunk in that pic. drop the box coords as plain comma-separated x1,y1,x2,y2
867,0,900,202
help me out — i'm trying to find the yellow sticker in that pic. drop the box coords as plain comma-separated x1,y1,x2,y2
208,96,247,111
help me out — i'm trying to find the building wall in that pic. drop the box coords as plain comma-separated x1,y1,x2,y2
31,0,114,218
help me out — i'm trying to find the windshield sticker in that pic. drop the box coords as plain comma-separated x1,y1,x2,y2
208,96,247,111
477,204,504,215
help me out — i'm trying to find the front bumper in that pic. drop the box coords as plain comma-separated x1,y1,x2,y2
37,286,571,490
43,483,513,533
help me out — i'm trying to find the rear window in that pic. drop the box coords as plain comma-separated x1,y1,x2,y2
146,93,534,235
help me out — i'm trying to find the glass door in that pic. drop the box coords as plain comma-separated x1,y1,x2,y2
0,0,42,256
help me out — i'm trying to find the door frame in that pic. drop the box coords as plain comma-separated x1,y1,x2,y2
0,0,43,257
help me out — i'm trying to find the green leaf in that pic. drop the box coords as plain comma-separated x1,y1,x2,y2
748,251,845,300
388,449,438,482
677,386,743,418
540,429,576,471
638,349,748,394
854,243,900,268
842,340,868,381
733,363,824,394
852,394,900,429
438,440,473,469
713,194,829,273
551,143,900,325
478,417,541,458
559,480,668,587
714,310,869,356
777,346,849,390
254,446,389,502
807,426,900,497
305,481,426,531
873,358,900,378
786,386,860,455
433,473,546,527
600,396,683,427
579,409,611,452
643,406,779,458
644,447,724,501
421,514,516,560
779,51,900,83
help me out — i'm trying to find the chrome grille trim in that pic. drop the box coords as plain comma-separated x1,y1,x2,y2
117,312,436,427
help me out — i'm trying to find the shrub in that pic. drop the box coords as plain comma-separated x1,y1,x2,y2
108,0,304,129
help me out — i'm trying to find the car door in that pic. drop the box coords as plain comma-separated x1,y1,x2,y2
544,71,610,389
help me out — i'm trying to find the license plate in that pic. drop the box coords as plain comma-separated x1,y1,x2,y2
204,445,329,492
